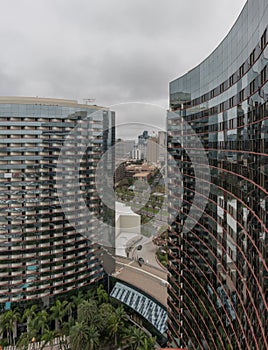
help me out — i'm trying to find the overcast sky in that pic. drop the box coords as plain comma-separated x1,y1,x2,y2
0,0,247,130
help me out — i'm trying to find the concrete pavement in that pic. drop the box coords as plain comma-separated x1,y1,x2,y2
114,256,168,306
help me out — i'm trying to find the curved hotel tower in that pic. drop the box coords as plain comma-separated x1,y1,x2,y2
0,97,115,308
167,0,268,349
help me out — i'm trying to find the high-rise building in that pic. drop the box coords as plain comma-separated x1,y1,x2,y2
132,144,142,160
167,1,268,349
146,131,167,165
115,139,135,159
137,130,149,160
0,97,115,309
146,137,159,164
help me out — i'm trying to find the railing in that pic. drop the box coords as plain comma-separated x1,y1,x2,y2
3,336,70,350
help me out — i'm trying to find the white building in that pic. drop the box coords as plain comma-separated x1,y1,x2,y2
115,202,141,257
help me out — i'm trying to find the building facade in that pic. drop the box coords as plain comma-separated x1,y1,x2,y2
167,0,268,349
0,97,115,309
115,139,135,159
146,137,159,164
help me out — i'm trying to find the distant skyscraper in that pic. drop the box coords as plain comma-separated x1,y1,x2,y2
132,144,142,160
146,137,159,164
115,139,135,159
136,131,149,160
167,1,268,349
0,97,115,309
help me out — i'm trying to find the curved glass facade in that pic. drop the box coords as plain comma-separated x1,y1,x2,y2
0,97,115,307
167,0,268,349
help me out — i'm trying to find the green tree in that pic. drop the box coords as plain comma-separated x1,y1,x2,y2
26,317,39,349
23,305,37,334
96,284,109,304
130,327,146,350
70,322,89,350
87,325,100,350
41,329,56,350
0,311,11,345
71,291,84,315
108,313,120,347
77,299,98,325
65,300,75,323
114,305,128,324
0,309,21,345
35,310,49,337
108,306,127,347
85,287,97,301
139,336,156,350
70,322,87,350
50,299,68,332
121,326,137,349
98,303,114,334
17,332,30,350
11,308,21,345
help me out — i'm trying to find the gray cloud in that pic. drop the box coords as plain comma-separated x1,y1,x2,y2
0,0,247,113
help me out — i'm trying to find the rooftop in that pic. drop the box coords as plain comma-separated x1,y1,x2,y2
115,201,139,221
0,96,105,109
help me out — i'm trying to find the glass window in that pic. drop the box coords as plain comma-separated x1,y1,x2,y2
250,80,255,94
229,74,234,86
261,29,267,50
211,89,216,98
261,66,267,85
239,89,245,102
250,49,255,66
239,63,245,77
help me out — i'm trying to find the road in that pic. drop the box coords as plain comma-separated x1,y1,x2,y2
114,256,168,306
131,236,162,268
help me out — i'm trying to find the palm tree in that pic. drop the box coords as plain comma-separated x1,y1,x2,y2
140,336,156,350
108,313,121,347
0,313,4,344
96,284,108,304
50,299,68,332
114,305,128,324
71,291,84,318
27,317,39,350
69,322,90,350
23,305,37,334
41,329,56,350
17,332,30,350
98,303,114,334
108,305,128,347
77,299,98,325
85,286,97,301
0,309,21,345
11,308,21,345
121,326,137,349
108,313,119,346
0,310,12,345
87,325,100,350
65,300,74,323
130,327,146,350
34,310,48,337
